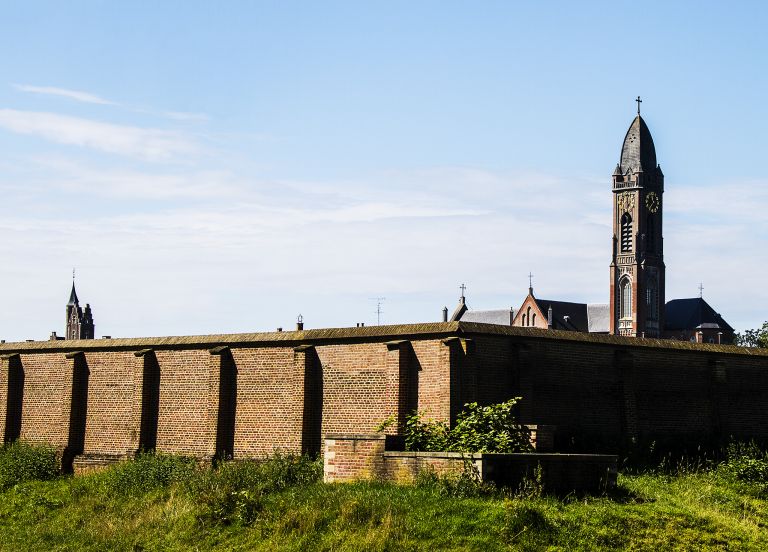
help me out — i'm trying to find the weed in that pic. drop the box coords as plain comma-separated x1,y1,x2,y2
101,452,196,496
0,441,59,490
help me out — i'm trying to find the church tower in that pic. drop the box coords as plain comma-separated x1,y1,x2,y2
610,101,665,337
66,281,95,340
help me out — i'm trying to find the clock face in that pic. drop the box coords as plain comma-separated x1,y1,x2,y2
646,192,660,213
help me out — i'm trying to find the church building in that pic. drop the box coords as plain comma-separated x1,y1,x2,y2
64,282,94,340
453,103,734,344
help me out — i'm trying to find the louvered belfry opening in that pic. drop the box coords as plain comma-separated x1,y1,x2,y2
621,213,633,252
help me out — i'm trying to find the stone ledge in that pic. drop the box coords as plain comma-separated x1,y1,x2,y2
325,433,386,441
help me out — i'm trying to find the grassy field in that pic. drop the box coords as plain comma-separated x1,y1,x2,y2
0,447,767,551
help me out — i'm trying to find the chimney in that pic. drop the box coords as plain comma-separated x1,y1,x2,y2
296,314,304,331
50,331,58,341
277,327,283,332
442,307,448,322
547,305,553,328
717,332,722,344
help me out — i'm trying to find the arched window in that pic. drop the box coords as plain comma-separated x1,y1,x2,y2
532,313,536,326
621,213,633,252
525,306,531,326
620,277,632,319
646,214,655,253
646,278,658,321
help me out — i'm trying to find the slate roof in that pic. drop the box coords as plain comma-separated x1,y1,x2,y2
620,115,657,173
67,283,79,306
534,299,589,332
664,298,734,332
460,309,516,326
587,303,610,333
449,298,468,322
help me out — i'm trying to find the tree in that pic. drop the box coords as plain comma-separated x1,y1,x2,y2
735,321,768,348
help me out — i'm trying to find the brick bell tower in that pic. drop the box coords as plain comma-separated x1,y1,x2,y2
610,98,665,337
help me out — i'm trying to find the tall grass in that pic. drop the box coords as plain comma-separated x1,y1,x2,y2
0,444,767,550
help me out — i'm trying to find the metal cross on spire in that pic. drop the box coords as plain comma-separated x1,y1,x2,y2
528,272,534,294
72,267,76,281
636,96,642,115
459,283,466,299
698,283,704,298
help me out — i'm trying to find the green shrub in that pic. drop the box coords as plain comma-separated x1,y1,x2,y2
450,399,532,453
404,398,532,453
722,442,768,484
187,453,321,525
0,441,59,490
404,413,449,452
102,452,196,496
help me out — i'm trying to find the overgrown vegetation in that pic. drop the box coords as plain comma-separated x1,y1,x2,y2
720,441,768,484
403,398,532,453
0,441,58,491
186,453,322,525
1,444,768,550
101,452,196,496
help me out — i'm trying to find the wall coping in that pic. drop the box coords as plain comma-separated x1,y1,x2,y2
1,320,763,358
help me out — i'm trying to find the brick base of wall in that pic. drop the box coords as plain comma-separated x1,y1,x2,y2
324,434,617,494
71,453,137,475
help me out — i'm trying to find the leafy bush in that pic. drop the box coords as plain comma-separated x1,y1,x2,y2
187,453,321,525
404,413,450,452
722,442,768,483
0,441,59,490
451,400,532,453
404,398,532,453
102,452,196,496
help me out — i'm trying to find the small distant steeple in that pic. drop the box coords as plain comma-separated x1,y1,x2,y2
65,275,95,340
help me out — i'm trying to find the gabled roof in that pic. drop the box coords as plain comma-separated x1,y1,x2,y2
665,298,734,332
449,297,468,322
534,299,589,332
460,308,516,326
620,115,657,173
67,282,79,306
530,299,610,333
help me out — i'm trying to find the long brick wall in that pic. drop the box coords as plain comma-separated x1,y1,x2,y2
0,322,766,469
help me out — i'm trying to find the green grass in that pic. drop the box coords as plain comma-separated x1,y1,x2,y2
0,452,767,550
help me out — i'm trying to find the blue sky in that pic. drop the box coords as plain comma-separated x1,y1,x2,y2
0,1,766,340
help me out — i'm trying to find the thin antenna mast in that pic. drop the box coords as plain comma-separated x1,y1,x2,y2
369,297,386,326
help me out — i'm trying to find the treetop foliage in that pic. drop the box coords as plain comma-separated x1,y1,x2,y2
735,321,768,348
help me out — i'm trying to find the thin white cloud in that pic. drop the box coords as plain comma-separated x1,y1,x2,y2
13,84,116,105
0,109,199,161
0,159,764,339
14,84,210,122
162,111,209,122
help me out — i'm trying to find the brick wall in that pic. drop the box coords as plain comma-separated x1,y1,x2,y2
323,434,617,493
0,323,766,470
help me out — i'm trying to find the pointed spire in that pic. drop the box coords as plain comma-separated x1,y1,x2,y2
67,282,79,306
